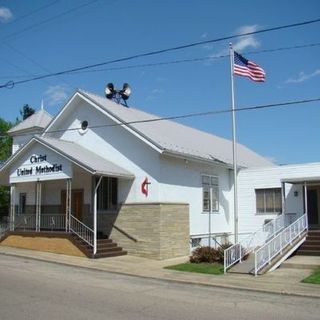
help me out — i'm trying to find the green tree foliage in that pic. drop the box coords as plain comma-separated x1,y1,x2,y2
0,118,12,160
20,104,35,120
0,118,12,219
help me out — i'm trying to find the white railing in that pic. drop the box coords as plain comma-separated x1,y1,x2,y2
0,221,10,239
254,214,307,275
69,214,94,248
40,214,66,231
14,214,36,231
224,214,286,273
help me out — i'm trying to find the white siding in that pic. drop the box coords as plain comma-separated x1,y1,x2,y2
43,99,234,235
158,156,233,235
238,162,320,235
46,101,161,203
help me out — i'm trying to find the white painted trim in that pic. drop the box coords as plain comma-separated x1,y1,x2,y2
42,91,80,135
43,91,163,154
78,92,164,153
267,237,306,273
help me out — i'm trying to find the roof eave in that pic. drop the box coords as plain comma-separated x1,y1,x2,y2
78,90,164,154
161,149,238,169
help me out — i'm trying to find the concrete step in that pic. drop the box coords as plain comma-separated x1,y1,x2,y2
296,250,320,256
299,244,320,250
94,250,127,259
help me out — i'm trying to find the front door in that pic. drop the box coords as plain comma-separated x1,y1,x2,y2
61,190,84,221
307,189,319,226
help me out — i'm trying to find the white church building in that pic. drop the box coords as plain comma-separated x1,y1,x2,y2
0,89,319,262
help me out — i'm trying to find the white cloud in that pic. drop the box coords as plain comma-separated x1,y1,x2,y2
286,69,320,84
0,7,13,23
205,25,261,64
232,25,260,52
44,85,70,106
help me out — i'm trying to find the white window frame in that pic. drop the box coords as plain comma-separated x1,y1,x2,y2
255,188,282,214
202,174,219,214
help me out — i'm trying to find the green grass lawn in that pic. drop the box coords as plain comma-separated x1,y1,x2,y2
164,262,224,275
302,268,320,284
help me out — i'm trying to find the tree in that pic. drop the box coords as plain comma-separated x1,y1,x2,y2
0,118,12,220
20,104,35,120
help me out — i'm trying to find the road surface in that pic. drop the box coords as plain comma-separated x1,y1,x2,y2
0,255,319,320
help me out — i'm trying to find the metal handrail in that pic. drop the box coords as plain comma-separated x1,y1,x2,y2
69,214,94,248
14,214,36,231
40,214,66,231
224,214,286,273
254,214,307,275
0,221,10,239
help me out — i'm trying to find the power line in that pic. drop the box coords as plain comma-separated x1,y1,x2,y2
0,0,101,42
57,41,320,75
2,96,319,138
1,17,320,89
1,41,320,80
1,1,60,27
3,42,78,90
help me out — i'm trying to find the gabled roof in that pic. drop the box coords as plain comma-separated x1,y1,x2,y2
8,109,53,135
75,90,273,168
37,137,134,178
0,136,134,185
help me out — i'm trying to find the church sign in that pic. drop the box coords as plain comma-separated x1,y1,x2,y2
10,145,72,183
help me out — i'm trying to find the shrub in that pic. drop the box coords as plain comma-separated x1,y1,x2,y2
190,243,233,264
217,243,232,263
190,246,218,263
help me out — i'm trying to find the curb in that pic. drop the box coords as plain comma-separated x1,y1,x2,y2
1,251,319,299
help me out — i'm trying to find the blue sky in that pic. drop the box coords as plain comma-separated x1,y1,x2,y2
0,0,319,165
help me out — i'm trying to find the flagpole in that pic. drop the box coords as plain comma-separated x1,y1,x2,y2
229,43,238,244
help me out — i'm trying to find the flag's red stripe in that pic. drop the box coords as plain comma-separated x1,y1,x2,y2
234,63,265,82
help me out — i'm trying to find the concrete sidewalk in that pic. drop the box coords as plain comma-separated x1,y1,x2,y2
0,246,319,299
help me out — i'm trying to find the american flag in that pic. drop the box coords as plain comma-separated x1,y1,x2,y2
233,51,266,82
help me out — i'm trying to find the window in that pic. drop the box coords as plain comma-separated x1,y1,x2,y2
202,175,219,213
255,188,282,213
97,177,118,211
19,193,26,214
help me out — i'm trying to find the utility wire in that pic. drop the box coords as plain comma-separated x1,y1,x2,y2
1,17,320,89
1,41,320,80
0,0,101,42
2,96,319,138
56,41,320,75
0,1,60,27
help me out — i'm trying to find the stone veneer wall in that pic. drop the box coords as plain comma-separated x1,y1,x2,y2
96,203,189,260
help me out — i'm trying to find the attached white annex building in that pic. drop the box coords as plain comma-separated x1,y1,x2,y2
0,89,319,264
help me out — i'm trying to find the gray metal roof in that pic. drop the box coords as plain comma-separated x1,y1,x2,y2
79,90,274,168
0,137,134,183
37,137,134,178
8,109,53,135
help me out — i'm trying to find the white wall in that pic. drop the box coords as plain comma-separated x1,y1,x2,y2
158,156,233,235
44,98,235,236
12,134,34,154
237,162,320,235
46,101,161,203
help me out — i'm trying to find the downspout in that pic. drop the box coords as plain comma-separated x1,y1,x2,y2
10,184,15,231
304,181,308,228
93,176,103,255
